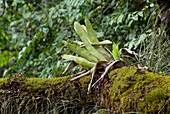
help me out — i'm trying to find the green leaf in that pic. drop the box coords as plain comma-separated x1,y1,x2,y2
134,33,147,49
132,14,138,21
138,11,143,17
84,17,99,43
74,21,107,61
66,43,98,62
112,43,120,60
0,51,12,67
84,18,113,61
117,14,124,24
62,55,95,68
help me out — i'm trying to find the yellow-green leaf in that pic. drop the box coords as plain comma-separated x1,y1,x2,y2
62,55,95,68
74,22,107,61
84,17,99,43
112,43,120,60
66,43,98,62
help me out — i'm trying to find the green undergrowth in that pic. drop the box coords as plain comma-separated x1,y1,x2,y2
0,66,170,113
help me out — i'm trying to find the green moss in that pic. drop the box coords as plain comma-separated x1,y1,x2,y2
0,78,6,87
106,66,170,113
0,78,6,83
79,75,90,86
0,75,98,113
0,66,170,113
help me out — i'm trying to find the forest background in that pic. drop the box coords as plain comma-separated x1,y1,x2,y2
0,0,169,78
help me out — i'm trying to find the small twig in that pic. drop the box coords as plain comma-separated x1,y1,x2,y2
92,60,119,88
70,70,91,81
74,70,87,76
87,65,96,93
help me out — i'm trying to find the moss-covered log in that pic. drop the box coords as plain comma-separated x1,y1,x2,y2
0,66,170,113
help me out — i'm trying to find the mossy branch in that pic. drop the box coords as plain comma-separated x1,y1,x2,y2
0,66,170,113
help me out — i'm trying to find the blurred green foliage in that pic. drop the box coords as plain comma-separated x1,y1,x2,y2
0,0,169,77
